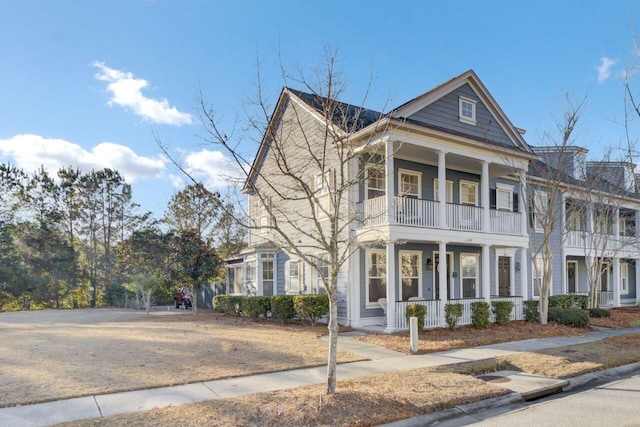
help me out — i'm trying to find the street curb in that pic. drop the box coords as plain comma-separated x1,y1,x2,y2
380,362,640,427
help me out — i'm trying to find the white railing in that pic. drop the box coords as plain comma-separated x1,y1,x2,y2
446,298,484,326
565,230,640,253
599,291,614,307
395,196,439,227
357,196,387,228
447,204,483,232
490,296,524,321
395,299,441,330
490,210,521,235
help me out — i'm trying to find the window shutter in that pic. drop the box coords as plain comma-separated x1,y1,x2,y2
513,193,519,213
490,189,496,209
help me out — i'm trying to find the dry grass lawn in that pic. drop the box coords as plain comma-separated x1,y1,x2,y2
59,333,640,427
0,308,364,407
356,321,590,354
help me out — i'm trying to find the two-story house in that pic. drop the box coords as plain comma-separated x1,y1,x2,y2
230,70,545,331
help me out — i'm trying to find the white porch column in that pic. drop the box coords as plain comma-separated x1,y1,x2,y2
613,257,621,307
385,242,396,333
520,247,529,300
482,161,490,232
349,248,361,327
482,244,491,301
438,241,447,326
385,140,395,225
438,151,447,228
636,259,640,305
519,171,528,236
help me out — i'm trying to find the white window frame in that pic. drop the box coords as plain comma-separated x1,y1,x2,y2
532,257,544,299
316,254,329,294
287,260,301,294
621,262,629,294
619,217,627,237
399,250,422,301
533,190,548,232
365,163,385,200
365,249,387,309
495,183,514,211
460,180,479,206
314,171,333,219
398,169,422,198
433,179,453,203
459,96,477,125
460,253,479,298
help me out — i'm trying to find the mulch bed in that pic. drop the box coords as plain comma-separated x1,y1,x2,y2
587,306,640,329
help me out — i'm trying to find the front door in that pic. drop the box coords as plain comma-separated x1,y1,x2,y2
567,261,577,293
434,253,452,300
498,256,511,297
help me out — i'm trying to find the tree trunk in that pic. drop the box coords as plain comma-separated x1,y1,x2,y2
539,294,549,325
326,289,339,394
191,289,198,315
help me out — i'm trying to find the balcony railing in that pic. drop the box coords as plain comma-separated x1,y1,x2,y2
566,230,638,251
356,196,522,235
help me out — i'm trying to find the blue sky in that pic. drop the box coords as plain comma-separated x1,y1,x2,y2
1,0,639,217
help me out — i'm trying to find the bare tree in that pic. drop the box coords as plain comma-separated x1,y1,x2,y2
526,96,585,324
161,48,386,394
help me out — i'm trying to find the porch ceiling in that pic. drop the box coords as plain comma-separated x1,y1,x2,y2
394,144,517,178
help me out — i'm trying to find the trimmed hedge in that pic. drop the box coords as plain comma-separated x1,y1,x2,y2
589,307,612,318
242,296,271,319
491,301,514,325
271,295,296,323
549,307,589,327
293,294,330,326
405,304,427,329
548,294,588,310
213,295,243,315
523,300,539,322
471,301,490,329
444,303,463,330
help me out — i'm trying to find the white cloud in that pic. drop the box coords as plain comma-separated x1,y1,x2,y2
183,148,245,189
0,134,165,183
596,57,617,83
92,61,193,126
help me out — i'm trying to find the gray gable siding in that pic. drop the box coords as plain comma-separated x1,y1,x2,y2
406,84,515,148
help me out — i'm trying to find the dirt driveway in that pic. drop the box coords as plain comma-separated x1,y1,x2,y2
0,308,363,407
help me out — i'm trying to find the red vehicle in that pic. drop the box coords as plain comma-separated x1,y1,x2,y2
174,288,192,309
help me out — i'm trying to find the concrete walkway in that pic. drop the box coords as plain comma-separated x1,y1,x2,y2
2,326,639,427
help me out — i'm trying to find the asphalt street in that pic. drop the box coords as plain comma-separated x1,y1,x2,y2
437,373,640,426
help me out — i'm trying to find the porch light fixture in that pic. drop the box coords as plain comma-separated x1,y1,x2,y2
426,258,433,270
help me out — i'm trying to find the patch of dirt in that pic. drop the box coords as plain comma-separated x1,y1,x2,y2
588,307,640,329
356,321,590,354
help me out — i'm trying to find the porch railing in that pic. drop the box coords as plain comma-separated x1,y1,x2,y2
356,197,522,235
446,298,484,325
490,296,524,321
447,204,483,232
599,291,614,307
395,299,441,330
565,230,639,252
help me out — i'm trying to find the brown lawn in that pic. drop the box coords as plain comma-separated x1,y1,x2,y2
58,333,640,427
0,308,364,408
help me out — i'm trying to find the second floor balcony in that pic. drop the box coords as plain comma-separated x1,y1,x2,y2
356,195,523,235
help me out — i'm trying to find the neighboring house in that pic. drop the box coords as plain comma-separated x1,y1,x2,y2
225,69,640,331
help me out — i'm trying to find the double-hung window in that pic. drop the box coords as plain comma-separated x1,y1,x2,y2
532,190,548,231
532,257,544,298
460,253,478,298
621,262,629,294
460,181,478,206
288,260,301,294
365,164,385,199
399,251,421,300
495,183,513,211
366,249,386,307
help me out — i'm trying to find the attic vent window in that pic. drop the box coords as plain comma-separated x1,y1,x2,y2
459,97,477,125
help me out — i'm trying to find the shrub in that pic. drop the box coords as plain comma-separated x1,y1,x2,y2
242,296,271,320
550,308,589,327
444,303,463,330
293,295,329,326
491,301,514,325
213,295,243,315
589,307,612,318
471,301,490,329
271,295,296,323
405,304,427,329
523,300,538,322
548,294,588,310
548,306,563,322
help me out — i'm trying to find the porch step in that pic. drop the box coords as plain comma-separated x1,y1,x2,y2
477,370,569,401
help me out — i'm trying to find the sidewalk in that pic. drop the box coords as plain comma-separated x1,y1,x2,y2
2,326,639,427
